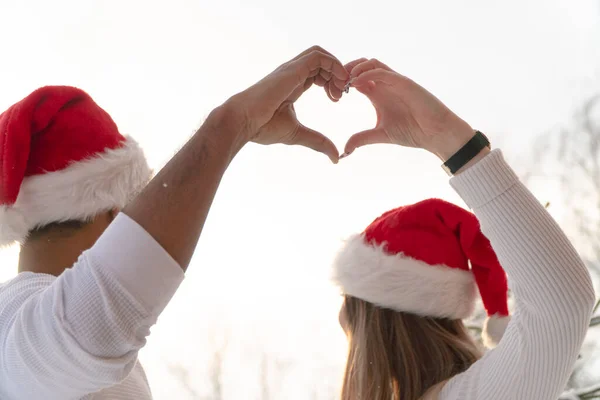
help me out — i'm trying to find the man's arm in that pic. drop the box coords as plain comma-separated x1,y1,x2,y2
0,46,348,399
124,107,243,269
123,46,348,270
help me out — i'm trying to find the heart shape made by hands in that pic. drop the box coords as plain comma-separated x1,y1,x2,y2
292,84,379,162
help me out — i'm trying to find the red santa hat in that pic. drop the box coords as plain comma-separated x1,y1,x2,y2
0,85,151,246
332,198,510,348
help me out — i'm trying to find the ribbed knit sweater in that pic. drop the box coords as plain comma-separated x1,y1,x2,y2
440,149,595,399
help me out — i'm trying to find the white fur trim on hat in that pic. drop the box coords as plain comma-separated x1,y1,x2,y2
482,314,511,348
332,234,477,319
0,136,151,247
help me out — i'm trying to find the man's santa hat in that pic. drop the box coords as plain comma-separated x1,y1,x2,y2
0,85,151,246
332,198,510,348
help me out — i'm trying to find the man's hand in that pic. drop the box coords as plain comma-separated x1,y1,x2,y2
226,46,349,164
124,46,348,269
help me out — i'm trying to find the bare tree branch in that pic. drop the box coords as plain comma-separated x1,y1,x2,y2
560,382,600,399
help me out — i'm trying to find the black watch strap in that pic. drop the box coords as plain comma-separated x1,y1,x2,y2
441,131,490,175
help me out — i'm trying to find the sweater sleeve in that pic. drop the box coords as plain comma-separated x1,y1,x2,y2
0,213,184,400
439,149,596,400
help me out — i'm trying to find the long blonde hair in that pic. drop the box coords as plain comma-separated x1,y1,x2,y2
340,295,482,400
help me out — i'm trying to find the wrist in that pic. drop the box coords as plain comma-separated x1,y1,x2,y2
429,123,491,175
427,121,476,162
202,103,249,159
453,147,490,175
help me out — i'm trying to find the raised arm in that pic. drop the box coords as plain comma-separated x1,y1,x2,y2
0,46,349,399
442,148,595,399
123,46,348,268
343,58,595,400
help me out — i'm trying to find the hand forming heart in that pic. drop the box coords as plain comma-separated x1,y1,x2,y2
341,58,475,161
225,47,475,164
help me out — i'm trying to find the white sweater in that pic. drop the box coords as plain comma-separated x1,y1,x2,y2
442,149,595,399
0,215,184,399
0,149,595,399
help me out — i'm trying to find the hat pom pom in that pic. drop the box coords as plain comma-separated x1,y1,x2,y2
0,206,29,247
482,314,511,348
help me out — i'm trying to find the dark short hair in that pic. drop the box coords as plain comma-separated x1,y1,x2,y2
27,219,90,241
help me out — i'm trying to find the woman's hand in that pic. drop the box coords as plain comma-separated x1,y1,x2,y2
342,58,476,161
225,46,349,164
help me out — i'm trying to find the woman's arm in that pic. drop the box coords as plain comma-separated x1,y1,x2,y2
344,58,595,399
440,149,595,399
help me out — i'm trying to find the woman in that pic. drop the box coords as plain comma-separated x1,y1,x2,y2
332,58,596,400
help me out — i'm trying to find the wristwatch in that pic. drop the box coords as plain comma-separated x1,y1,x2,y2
441,131,490,175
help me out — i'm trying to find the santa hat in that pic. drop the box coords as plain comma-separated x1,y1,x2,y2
332,198,510,348
0,85,151,246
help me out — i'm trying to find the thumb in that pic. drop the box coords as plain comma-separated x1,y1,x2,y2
342,128,390,157
288,124,340,164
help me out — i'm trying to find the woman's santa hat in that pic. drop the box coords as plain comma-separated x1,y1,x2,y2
0,85,151,246
332,198,510,348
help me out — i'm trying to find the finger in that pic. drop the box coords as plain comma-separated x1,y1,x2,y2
285,51,348,103
331,75,347,90
326,81,343,102
291,50,349,83
289,47,347,83
308,68,320,78
344,58,368,74
342,128,390,156
319,69,332,81
303,76,316,92
350,58,394,79
291,45,336,62
290,46,348,87
331,58,368,96
317,69,339,102
351,68,399,90
260,49,347,109
314,75,328,87
288,124,340,164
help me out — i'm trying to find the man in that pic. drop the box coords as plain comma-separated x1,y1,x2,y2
0,46,348,399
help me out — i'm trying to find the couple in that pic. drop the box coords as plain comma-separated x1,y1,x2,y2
0,47,595,400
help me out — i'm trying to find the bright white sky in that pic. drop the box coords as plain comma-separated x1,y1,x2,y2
1,0,599,398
